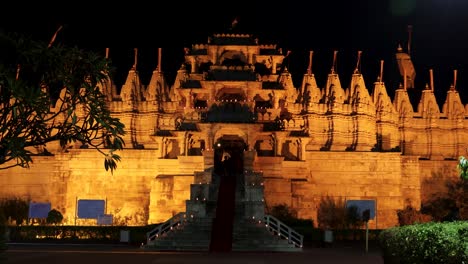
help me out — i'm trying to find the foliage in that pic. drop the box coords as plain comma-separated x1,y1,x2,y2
457,156,468,181
316,196,366,240
317,196,345,229
0,197,29,225
0,209,7,264
378,221,468,263
269,204,297,222
397,205,432,226
46,209,63,225
7,224,159,246
345,205,364,231
421,173,467,222
267,203,314,227
0,32,125,172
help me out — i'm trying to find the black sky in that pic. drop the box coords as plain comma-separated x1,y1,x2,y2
2,0,468,105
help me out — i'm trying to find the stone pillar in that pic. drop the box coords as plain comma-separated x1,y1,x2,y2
190,57,196,73
275,133,286,156
297,139,302,160
272,60,277,74
243,150,256,171
273,97,280,109
178,133,187,156
157,137,164,158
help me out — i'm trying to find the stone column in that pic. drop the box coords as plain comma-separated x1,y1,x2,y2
190,57,196,73
273,97,280,109
275,132,286,156
157,137,164,158
178,132,187,156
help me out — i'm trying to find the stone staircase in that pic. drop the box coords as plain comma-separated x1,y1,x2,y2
144,214,213,251
232,217,302,252
143,150,303,252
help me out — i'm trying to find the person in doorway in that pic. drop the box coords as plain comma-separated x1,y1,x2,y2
221,150,231,176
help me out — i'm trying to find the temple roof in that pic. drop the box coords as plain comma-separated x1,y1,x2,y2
210,33,258,45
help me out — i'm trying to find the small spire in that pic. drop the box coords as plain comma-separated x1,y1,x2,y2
105,48,109,59
397,44,403,52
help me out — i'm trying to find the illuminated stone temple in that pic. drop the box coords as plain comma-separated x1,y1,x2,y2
0,32,465,234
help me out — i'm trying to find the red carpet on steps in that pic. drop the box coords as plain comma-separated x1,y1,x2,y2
209,153,242,252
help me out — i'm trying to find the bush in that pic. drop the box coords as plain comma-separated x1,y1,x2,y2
317,196,348,230
379,221,468,263
46,209,63,225
397,205,432,226
0,197,29,225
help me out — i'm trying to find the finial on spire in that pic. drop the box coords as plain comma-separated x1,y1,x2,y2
158,48,162,73
407,25,413,56
454,69,458,90
429,69,434,92
379,60,384,83
354,51,362,74
16,64,20,80
397,44,403,52
230,17,239,30
331,50,338,74
105,48,109,59
307,51,313,74
133,48,138,70
403,67,407,90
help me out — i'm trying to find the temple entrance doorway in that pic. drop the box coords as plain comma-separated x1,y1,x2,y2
213,134,246,175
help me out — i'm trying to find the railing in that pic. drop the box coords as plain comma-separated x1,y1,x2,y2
264,214,303,248
146,212,187,243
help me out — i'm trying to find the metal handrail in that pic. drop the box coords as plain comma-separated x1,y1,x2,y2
146,212,187,243
264,214,303,248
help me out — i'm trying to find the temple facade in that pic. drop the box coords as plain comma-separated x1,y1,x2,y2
0,33,465,229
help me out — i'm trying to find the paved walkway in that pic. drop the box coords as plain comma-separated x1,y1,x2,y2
5,242,384,264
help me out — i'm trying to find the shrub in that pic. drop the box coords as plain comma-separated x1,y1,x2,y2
317,195,347,230
268,204,314,227
0,197,29,225
397,205,432,226
46,209,63,225
379,221,468,263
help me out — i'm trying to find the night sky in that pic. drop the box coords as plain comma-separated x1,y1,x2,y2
2,0,468,105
